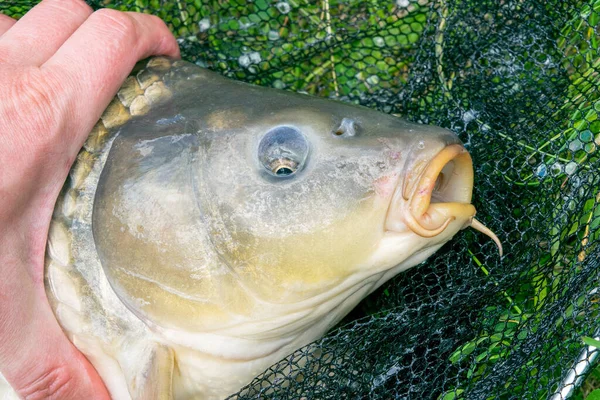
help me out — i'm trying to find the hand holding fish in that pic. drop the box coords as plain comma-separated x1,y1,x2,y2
0,1,502,399
0,1,179,398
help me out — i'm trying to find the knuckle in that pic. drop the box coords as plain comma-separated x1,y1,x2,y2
146,13,167,28
15,71,62,134
47,0,93,17
16,365,74,400
4,69,66,153
68,0,94,14
92,8,139,40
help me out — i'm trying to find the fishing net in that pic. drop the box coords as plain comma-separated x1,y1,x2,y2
3,0,600,398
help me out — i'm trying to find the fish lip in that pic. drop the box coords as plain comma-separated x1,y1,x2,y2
385,144,476,237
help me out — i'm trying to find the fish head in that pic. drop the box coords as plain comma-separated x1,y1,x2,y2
63,60,503,397
91,62,500,339
194,92,495,304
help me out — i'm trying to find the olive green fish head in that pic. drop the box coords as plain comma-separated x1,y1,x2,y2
195,99,488,304
92,60,501,338
36,58,505,399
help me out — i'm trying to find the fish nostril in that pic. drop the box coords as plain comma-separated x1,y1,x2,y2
332,118,358,137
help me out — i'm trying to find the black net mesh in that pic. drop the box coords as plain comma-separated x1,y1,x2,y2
3,0,600,398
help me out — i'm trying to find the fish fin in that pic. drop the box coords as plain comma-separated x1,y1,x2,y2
135,345,175,400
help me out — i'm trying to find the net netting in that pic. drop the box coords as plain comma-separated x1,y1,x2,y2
3,0,600,398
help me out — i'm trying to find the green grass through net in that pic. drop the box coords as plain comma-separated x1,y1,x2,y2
3,1,600,399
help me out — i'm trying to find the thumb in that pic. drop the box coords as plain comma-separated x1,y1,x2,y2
0,264,110,400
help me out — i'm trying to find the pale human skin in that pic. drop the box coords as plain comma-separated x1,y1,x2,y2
0,1,179,398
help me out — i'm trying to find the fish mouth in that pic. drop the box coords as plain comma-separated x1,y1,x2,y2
385,144,503,255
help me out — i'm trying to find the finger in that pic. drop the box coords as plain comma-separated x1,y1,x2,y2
0,249,110,399
0,14,16,37
8,306,110,400
0,0,92,65
42,9,179,152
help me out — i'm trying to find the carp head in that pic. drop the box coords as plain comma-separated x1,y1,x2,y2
75,59,502,397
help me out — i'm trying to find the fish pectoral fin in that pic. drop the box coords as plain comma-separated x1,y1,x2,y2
135,345,176,400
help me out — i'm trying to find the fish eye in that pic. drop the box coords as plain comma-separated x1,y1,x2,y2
258,126,309,178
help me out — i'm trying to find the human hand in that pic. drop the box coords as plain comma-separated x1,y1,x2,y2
0,1,179,398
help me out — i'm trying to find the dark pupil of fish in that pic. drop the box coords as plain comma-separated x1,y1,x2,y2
275,166,294,176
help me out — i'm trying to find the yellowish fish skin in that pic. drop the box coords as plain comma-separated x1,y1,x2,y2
5,57,488,399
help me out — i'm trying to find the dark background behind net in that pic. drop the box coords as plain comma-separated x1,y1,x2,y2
3,0,600,398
